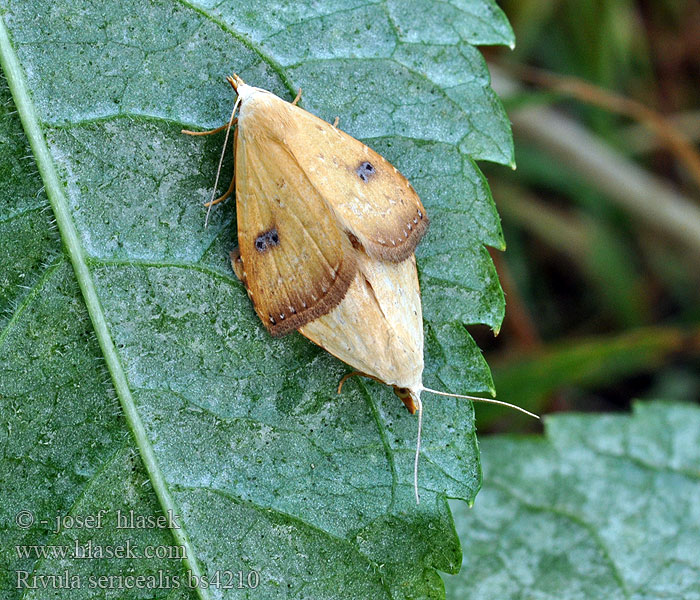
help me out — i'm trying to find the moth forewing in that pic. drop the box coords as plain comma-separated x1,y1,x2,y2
234,82,357,336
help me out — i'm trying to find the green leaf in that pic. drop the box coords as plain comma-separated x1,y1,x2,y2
0,1,512,598
445,401,700,600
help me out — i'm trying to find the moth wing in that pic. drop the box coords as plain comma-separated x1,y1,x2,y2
284,106,429,262
234,126,357,337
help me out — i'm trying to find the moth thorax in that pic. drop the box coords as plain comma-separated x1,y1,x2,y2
237,93,291,141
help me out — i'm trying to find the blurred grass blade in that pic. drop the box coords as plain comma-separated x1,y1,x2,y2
480,326,700,428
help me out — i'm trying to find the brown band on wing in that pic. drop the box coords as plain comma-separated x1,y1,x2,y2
230,247,357,336
363,207,429,263
265,250,357,337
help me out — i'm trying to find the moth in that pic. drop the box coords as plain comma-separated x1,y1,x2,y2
185,74,537,502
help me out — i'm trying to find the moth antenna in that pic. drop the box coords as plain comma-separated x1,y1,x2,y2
414,393,423,505
205,93,241,227
421,387,539,420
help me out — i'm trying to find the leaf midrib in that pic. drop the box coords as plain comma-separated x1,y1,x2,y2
0,16,210,600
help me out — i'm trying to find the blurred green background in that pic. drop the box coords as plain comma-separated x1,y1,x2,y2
474,0,700,431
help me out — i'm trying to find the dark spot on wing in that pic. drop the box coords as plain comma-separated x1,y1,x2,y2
254,227,280,253
345,231,362,250
356,161,376,182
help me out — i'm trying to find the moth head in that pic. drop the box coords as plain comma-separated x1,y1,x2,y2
227,73,259,104
227,73,245,94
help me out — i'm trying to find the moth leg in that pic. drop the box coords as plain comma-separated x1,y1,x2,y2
292,88,302,106
332,116,339,127
229,247,244,281
181,119,238,136
204,172,235,207
338,372,416,413
337,371,384,393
